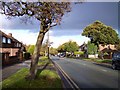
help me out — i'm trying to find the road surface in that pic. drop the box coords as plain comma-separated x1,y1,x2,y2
51,56,120,90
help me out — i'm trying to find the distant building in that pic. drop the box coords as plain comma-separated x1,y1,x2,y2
0,30,26,65
79,42,88,58
98,44,117,59
79,42,87,52
79,42,117,59
99,44,117,52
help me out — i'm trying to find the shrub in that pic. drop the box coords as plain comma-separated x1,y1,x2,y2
40,52,45,56
74,51,84,55
87,42,98,55
104,52,109,56
27,45,35,55
24,52,31,60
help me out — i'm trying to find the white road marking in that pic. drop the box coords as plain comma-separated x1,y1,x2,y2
83,64,86,65
102,69,107,72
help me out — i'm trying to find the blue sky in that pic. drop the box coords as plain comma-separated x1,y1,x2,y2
0,2,119,48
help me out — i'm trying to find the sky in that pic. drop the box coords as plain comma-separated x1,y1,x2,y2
0,2,119,48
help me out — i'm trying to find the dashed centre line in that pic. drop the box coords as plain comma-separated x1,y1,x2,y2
102,69,107,72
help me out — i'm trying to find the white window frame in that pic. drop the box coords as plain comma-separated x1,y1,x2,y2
8,38,11,44
2,37,6,43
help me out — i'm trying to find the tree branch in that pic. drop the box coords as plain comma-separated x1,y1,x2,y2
44,23,57,34
50,23,57,27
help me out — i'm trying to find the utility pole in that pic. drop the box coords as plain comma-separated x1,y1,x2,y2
47,30,50,59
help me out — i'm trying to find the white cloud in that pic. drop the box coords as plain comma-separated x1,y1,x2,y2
1,29,90,48
49,35,90,48
0,14,9,29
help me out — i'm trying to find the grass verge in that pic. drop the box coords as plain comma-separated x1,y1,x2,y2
2,56,62,88
38,56,53,66
2,68,62,89
83,58,112,63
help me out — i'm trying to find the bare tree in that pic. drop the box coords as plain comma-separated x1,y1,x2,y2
0,1,71,80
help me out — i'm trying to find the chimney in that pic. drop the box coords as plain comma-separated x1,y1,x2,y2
8,33,12,37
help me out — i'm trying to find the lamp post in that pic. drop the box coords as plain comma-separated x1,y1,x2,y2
47,30,50,59
47,30,53,59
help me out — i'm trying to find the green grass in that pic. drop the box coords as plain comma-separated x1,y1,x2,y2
2,68,62,89
38,56,53,66
40,56,48,61
96,59,112,63
83,58,112,63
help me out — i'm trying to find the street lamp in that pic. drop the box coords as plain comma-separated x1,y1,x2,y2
47,30,50,59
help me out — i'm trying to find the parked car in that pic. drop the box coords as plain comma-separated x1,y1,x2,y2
58,53,66,58
112,52,120,70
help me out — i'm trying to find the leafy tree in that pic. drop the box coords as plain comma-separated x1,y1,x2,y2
87,41,98,55
25,45,30,51
116,39,120,50
0,2,71,79
57,40,79,52
57,44,66,52
74,51,84,57
82,20,119,46
49,47,58,55
27,45,35,55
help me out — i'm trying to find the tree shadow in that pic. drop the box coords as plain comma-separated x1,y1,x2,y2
93,63,112,69
35,62,50,79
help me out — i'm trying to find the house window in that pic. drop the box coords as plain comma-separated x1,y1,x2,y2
8,38,11,44
17,43,19,47
2,37,6,43
19,44,21,47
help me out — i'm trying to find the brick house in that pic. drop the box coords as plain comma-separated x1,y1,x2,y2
79,42,117,59
98,44,117,59
0,30,26,65
99,44,117,51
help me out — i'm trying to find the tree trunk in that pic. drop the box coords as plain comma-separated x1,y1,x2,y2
27,25,45,80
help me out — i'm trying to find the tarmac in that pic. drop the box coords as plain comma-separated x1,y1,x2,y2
1,60,31,81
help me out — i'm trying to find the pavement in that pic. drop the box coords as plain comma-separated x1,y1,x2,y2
51,56,120,90
1,60,31,81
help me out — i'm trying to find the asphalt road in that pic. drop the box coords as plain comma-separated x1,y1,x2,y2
51,56,120,90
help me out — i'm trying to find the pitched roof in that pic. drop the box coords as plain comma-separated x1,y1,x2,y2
0,30,24,45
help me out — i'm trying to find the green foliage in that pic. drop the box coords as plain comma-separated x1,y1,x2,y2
50,47,58,55
116,39,120,50
27,45,35,55
82,20,119,45
83,58,112,63
23,52,31,60
40,52,45,56
74,51,84,55
2,68,62,88
57,44,65,52
40,56,48,61
87,41,98,55
57,40,79,52
103,52,109,56
38,56,51,66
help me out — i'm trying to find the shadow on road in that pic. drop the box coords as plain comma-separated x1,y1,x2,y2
94,63,120,70
93,63,112,69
